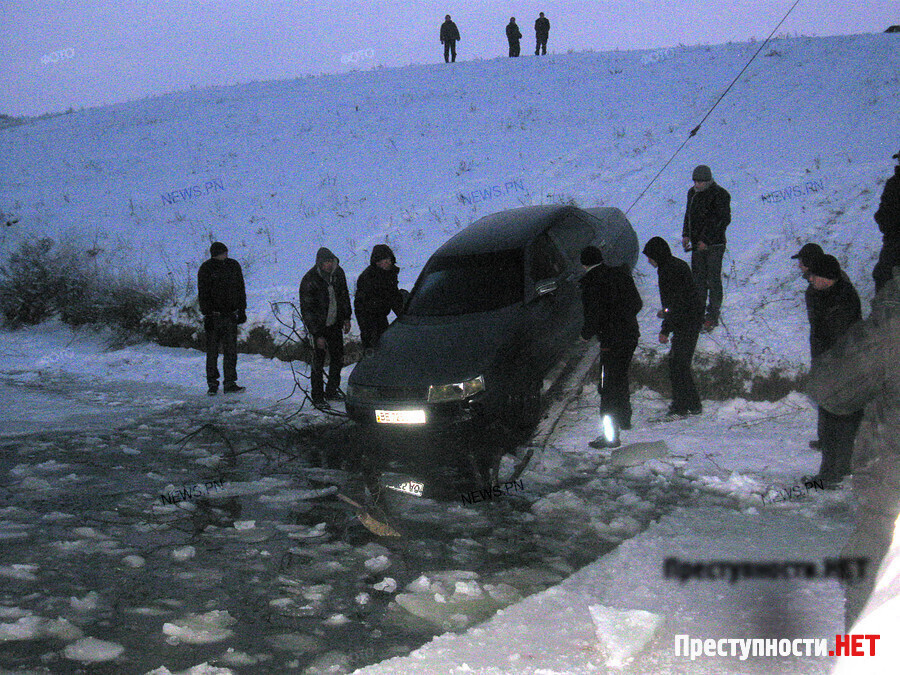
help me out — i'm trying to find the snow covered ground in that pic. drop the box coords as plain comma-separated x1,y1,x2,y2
0,324,878,673
2,29,899,674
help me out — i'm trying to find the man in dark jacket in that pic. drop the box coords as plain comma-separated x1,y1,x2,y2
872,150,900,292
806,254,863,485
681,165,731,332
807,267,900,628
299,247,352,404
534,12,550,55
579,246,642,447
643,237,704,418
791,242,826,449
197,242,247,395
506,17,522,57
354,244,404,351
440,15,460,63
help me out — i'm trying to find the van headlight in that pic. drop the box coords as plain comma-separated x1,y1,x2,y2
427,375,485,403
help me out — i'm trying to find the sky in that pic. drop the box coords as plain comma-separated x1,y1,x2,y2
1,0,897,118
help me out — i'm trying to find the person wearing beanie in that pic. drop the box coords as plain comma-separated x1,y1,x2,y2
806,254,862,485
299,247,352,404
354,244,405,351
681,164,731,332
872,149,900,291
642,236,704,418
197,242,247,395
579,245,643,447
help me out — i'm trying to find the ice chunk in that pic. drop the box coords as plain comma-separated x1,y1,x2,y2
162,610,236,644
123,555,146,568
609,440,669,466
0,564,38,581
301,650,352,674
324,613,349,626
364,555,391,573
373,577,397,593
63,637,125,663
233,520,256,530
355,593,371,605
70,591,100,611
588,604,664,668
172,546,196,561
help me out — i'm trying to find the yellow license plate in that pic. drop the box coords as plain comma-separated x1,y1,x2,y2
375,409,427,424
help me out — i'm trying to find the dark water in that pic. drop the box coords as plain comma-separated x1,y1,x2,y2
0,397,698,674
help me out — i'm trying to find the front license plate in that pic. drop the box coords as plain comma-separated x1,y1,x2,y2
386,480,425,497
375,409,427,424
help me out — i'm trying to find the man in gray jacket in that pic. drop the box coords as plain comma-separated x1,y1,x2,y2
807,266,900,628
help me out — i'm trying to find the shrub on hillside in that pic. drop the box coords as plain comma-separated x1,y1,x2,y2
0,236,174,336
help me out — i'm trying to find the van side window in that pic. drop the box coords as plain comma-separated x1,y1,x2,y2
530,233,566,281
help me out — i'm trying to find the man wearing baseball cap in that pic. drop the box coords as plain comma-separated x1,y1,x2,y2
792,242,825,448
806,254,862,485
681,164,731,332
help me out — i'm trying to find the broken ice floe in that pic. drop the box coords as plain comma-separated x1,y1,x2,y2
63,636,125,663
588,604,664,668
162,610,236,644
388,570,523,632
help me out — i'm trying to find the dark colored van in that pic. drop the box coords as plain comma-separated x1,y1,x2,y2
345,205,638,431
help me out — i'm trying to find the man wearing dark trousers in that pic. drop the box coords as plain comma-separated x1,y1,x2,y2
872,149,900,292
440,15,460,63
682,165,731,332
534,12,550,55
354,244,405,351
506,17,522,57
806,254,862,485
791,242,826,449
643,237,704,418
197,242,247,395
579,246,642,448
299,247,352,405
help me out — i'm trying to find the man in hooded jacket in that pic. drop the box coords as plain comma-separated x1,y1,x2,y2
197,241,246,395
807,266,900,628
643,236,704,417
579,245,642,447
299,247,352,403
873,150,900,292
354,244,405,351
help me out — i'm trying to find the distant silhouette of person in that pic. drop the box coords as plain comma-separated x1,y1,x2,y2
506,17,522,57
535,12,550,55
440,15,460,63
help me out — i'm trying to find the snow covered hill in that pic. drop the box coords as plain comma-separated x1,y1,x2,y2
1,32,898,370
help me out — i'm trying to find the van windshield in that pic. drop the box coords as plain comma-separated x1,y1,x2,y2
405,249,524,316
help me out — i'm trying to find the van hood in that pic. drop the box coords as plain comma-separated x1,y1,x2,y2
350,306,522,389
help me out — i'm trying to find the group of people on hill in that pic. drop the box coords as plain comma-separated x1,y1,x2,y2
439,12,551,63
